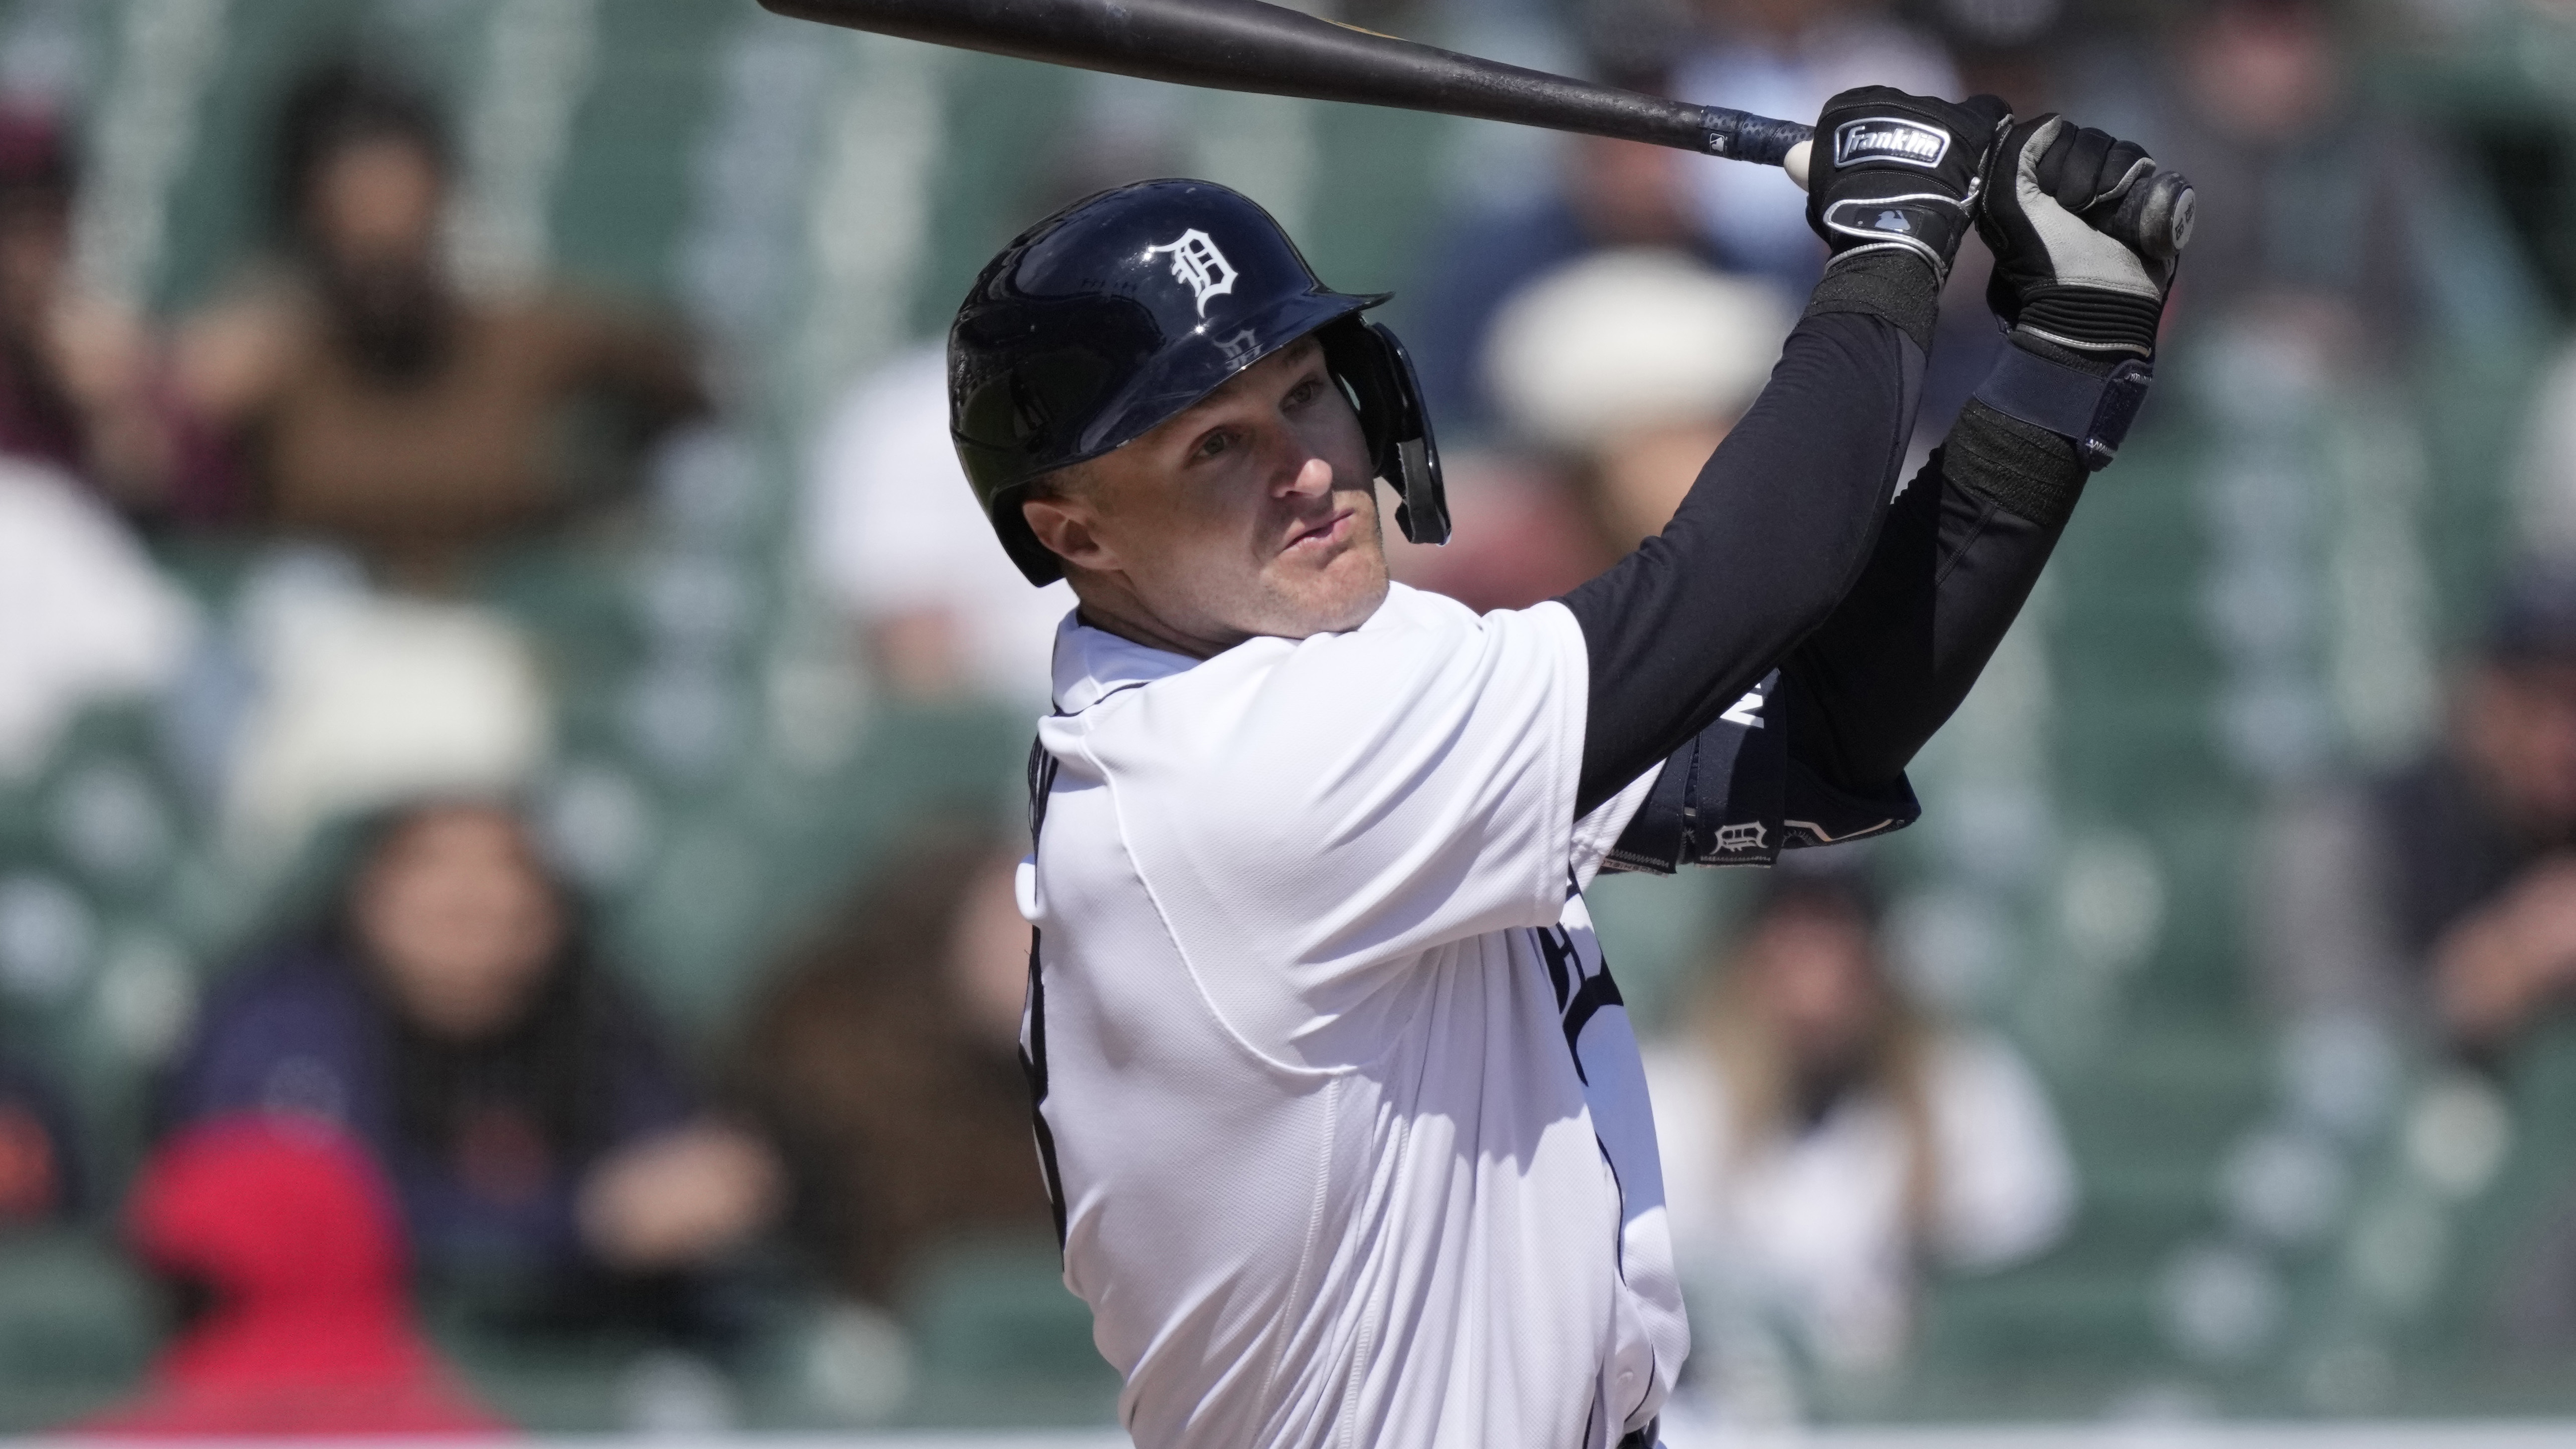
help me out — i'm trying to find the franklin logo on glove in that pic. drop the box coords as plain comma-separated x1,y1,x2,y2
1807,90,2006,282
1834,117,1951,168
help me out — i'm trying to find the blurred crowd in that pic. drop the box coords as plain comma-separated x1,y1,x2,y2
10,0,2576,1433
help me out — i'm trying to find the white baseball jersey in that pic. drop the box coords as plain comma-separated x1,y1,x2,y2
1020,582,1683,1448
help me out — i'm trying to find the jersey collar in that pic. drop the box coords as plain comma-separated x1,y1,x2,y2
1050,610,1198,716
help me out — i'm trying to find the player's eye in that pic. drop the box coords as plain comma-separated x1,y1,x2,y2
1283,377,1322,410
1190,429,1232,462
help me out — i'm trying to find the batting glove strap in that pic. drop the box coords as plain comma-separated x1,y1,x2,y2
1971,338,2154,472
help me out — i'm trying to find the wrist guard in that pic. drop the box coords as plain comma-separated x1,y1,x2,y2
1972,337,2154,471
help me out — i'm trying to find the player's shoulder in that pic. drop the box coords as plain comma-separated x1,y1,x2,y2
1222,585,1579,712
1358,581,1568,636
1041,586,1584,773
1364,580,1474,630
1291,583,1578,671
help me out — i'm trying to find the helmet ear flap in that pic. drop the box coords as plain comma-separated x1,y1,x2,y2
1322,318,1448,548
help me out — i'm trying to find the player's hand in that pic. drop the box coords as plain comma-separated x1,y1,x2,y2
1806,87,2013,283
1978,116,2175,361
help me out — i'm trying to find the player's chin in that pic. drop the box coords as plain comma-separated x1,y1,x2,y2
1265,535,1388,638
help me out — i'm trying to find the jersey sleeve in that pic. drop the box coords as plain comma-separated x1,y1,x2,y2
1071,592,1592,993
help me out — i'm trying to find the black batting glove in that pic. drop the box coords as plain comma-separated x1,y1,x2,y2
1978,115,2175,363
1806,87,2012,284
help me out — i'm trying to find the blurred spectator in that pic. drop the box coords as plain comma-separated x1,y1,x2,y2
173,62,706,589
1675,0,1958,295
807,345,1075,708
1402,101,1725,440
159,800,781,1333
1485,249,1793,560
78,1116,504,1435
1398,250,1792,612
2072,0,2505,359
733,825,1054,1308
1382,448,1599,614
0,106,203,517
2513,342,2576,567
2261,567,2576,1061
218,560,549,856
0,1057,78,1227
2153,0,2392,322
0,454,196,782
2518,344,2576,564
1645,868,2074,1382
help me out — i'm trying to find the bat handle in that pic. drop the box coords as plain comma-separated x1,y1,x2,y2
1716,111,2194,262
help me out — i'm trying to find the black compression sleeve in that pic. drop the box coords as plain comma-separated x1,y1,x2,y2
1561,254,1933,816
1775,395,2088,794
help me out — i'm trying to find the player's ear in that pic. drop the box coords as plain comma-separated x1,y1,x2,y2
1022,493,1119,575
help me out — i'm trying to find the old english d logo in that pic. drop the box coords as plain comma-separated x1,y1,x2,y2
1834,117,1950,169
1145,229,1239,317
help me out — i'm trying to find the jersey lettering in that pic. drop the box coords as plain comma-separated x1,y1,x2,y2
1529,911,1626,1086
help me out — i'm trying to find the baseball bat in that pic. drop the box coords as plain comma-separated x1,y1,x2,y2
757,0,2195,260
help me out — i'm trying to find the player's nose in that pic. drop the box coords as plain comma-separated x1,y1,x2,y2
1273,452,1333,501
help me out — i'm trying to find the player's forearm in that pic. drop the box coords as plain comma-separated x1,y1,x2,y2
1560,256,1932,816
1776,396,2087,794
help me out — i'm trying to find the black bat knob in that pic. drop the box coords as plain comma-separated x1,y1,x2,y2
2106,169,2196,262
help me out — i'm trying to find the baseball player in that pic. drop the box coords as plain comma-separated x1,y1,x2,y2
945,88,2172,1447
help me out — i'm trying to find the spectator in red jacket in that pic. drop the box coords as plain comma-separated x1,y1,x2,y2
79,1114,505,1435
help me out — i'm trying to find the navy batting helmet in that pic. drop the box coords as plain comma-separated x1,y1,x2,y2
949,178,1447,586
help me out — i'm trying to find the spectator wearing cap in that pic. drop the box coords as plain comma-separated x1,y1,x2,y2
1397,62,1736,446
2262,567,2576,1060
805,345,1077,708
77,1115,504,1435
1392,250,1795,615
1483,249,1795,560
1644,867,2073,1390
172,63,705,588
158,801,781,1336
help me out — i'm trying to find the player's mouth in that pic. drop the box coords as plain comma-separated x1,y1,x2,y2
1282,507,1355,555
